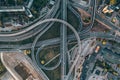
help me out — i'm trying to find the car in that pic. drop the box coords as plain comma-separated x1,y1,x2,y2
95,46,100,53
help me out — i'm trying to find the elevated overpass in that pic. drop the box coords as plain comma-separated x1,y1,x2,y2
0,0,60,42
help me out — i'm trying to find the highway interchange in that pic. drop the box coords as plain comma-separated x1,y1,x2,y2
0,0,120,80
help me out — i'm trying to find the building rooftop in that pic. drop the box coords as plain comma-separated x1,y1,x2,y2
88,74,106,80
102,48,120,64
0,6,25,12
0,51,46,80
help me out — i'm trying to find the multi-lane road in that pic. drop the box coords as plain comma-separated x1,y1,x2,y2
0,31,119,49
0,0,60,42
61,0,68,79
0,0,120,80
71,0,120,32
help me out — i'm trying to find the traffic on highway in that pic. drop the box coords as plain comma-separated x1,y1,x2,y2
0,0,120,80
